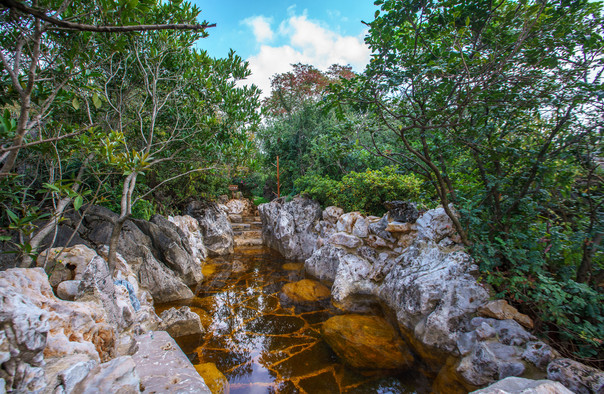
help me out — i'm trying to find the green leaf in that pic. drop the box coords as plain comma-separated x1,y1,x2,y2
72,97,80,110
0,235,12,242
465,16,470,26
74,195,83,211
6,209,18,222
92,93,102,109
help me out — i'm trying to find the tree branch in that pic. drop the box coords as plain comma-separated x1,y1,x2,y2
0,0,216,32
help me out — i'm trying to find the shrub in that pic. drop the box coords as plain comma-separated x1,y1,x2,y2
295,166,424,215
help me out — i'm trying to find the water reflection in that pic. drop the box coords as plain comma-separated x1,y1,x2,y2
156,247,430,393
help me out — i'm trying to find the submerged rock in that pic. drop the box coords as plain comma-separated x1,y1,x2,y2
281,279,331,303
194,363,229,394
322,314,414,370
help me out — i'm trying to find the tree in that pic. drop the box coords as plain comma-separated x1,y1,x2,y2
332,0,604,359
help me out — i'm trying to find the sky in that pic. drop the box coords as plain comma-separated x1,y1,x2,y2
189,0,377,97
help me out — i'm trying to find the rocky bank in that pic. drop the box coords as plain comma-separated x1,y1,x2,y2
259,197,604,393
0,200,237,393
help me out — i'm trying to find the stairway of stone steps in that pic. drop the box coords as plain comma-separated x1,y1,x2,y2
229,211,263,248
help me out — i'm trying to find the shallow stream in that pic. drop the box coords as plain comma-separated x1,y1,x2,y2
156,246,432,393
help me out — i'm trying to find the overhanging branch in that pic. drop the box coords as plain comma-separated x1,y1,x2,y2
0,0,216,32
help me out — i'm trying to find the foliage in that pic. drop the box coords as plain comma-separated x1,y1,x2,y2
330,0,604,361
296,166,424,215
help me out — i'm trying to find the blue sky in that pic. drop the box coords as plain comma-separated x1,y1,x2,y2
190,0,377,96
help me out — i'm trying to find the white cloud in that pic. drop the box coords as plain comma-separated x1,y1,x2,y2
241,16,274,43
242,14,371,98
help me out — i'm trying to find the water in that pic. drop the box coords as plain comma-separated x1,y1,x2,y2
156,247,431,393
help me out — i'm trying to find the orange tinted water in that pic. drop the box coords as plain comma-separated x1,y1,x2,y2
156,247,431,393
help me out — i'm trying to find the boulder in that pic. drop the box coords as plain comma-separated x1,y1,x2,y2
73,356,140,393
185,201,234,257
384,201,419,223
547,358,604,394
131,331,211,393
56,280,80,301
44,355,98,394
471,376,573,394
133,215,203,285
259,197,321,260
194,363,229,394
281,279,331,303
478,300,534,329
322,314,414,370
159,307,204,338
36,244,98,287
137,246,194,303
83,205,153,266
457,342,526,386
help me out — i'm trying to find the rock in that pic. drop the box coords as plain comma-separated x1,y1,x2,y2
368,215,396,243
56,280,80,301
322,314,414,370
134,215,203,285
521,341,558,369
415,206,458,243
225,198,253,216
385,222,416,233
384,201,419,223
470,318,535,347
228,214,242,223
322,206,344,224
471,376,573,394
352,216,369,238
75,252,122,329
478,300,534,329
36,244,97,287
547,358,604,394
336,212,362,233
73,356,140,393
457,342,526,386
159,307,204,338
194,363,229,394
186,201,234,257
44,355,98,394
132,331,211,393
281,279,331,303
365,234,392,249
83,205,154,266
0,283,48,393
328,232,362,249
137,246,194,303
259,197,321,260
0,268,115,364
305,244,345,282
168,215,208,263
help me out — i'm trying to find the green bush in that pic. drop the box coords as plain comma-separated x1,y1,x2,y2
295,166,424,215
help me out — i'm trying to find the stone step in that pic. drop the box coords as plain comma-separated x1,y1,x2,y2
231,223,250,231
236,230,262,239
235,238,263,247
242,216,261,223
